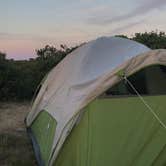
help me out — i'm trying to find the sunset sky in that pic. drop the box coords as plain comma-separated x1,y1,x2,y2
1,0,166,59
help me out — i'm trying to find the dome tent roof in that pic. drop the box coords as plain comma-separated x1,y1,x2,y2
74,36,150,83
26,36,153,165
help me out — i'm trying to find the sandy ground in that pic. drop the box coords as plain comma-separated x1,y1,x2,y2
0,102,30,133
0,102,37,166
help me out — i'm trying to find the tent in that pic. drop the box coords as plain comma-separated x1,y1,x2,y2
26,37,166,166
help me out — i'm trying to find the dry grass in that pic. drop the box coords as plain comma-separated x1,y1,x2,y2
0,102,37,166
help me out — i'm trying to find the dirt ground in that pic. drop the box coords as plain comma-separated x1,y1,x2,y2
0,102,37,166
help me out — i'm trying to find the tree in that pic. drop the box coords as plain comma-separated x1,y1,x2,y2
0,51,6,61
36,45,78,74
115,35,128,39
132,31,166,49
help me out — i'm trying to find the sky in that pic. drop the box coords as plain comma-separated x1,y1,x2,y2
0,0,166,60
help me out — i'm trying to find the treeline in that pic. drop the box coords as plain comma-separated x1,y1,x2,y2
0,31,166,101
0,45,77,101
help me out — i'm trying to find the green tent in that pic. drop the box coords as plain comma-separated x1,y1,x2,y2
26,37,166,166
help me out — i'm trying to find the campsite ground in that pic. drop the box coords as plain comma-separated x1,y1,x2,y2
0,102,37,166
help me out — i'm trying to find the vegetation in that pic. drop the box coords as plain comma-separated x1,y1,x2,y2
0,132,36,166
0,45,77,101
0,31,166,101
132,31,166,49
117,31,166,49
0,102,36,165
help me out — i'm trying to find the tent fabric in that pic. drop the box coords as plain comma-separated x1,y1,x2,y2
31,111,57,165
53,95,166,166
26,36,166,165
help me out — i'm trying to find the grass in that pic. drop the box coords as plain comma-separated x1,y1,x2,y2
0,131,36,166
0,102,37,166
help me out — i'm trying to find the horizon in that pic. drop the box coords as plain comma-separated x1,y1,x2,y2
1,0,166,60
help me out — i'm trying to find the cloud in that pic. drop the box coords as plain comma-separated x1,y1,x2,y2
88,0,166,25
110,20,145,34
0,32,51,41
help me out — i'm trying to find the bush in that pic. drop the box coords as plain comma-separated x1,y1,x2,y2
0,31,166,101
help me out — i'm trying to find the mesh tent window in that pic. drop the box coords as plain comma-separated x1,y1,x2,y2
104,65,166,97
